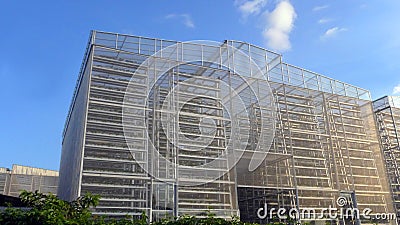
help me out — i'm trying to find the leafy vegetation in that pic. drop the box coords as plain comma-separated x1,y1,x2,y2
0,190,149,225
0,191,265,225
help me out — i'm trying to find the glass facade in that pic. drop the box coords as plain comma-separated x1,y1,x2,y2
373,96,400,224
58,31,394,224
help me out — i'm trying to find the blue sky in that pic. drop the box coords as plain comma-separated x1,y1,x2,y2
0,0,399,171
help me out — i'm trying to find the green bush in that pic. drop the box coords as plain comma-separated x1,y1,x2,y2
0,191,264,225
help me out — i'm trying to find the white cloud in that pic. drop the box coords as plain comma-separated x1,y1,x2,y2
322,27,347,38
165,14,195,28
313,5,329,12
262,0,297,51
393,84,400,94
318,18,333,24
236,0,267,17
181,14,194,28
165,14,175,19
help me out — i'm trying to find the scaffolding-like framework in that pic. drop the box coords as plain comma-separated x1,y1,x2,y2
0,165,58,197
58,31,394,224
0,168,11,195
373,96,400,223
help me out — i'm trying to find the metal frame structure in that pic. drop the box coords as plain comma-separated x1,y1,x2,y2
373,96,400,223
58,31,394,224
0,165,58,197
0,168,11,195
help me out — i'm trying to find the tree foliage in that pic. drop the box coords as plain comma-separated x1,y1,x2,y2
0,191,264,225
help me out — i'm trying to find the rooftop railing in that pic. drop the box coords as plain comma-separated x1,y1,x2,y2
63,30,373,139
